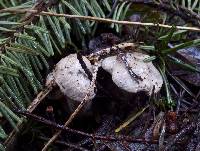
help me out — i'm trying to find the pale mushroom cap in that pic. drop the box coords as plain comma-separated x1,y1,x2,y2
52,54,96,102
101,52,163,94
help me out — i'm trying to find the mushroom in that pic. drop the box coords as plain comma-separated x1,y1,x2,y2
101,52,163,95
46,54,96,112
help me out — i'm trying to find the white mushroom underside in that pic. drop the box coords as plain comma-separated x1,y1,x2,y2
101,52,163,94
52,54,96,102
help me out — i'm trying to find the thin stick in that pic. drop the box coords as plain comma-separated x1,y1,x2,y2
1,9,200,31
27,81,55,112
42,60,100,151
15,110,158,144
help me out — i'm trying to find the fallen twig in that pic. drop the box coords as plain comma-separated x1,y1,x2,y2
15,110,159,144
1,9,200,31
